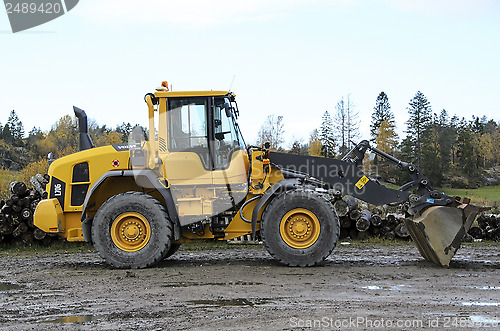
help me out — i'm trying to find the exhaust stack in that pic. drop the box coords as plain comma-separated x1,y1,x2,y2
73,106,94,151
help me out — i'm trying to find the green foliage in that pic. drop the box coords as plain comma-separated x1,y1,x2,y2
1,110,24,146
0,111,144,198
455,118,476,176
0,139,28,170
370,91,395,142
320,111,336,158
0,160,49,200
289,140,309,155
116,122,133,142
404,91,432,170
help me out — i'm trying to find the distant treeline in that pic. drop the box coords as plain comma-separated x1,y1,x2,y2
260,91,500,188
1,89,500,196
0,111,142,199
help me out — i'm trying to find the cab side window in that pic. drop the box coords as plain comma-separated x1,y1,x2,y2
168,98,210,167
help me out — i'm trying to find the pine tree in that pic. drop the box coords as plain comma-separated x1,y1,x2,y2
456,118,475,176
116,122,133,142
5,110,24,146
320,111,336,157
26,127,45,160
289,140,309,155
404,91,432,170
2,123,13,144
370,92,394,142
450,115,460,165
421,114,444,186
436,109,453,170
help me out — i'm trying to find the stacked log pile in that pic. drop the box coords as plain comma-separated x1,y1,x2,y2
1,178,498,246
0,175,55,245
468,214,500,240
334,196,411,241
334,196,499,241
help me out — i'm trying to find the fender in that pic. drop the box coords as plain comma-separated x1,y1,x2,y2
81,170,181,241
251,178,302,237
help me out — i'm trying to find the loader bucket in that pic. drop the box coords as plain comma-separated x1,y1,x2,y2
403,203,488,267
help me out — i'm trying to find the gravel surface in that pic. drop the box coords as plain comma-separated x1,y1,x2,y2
0,242,499,330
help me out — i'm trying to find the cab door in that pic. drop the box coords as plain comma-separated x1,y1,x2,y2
161,96,248,225
163,97,212,186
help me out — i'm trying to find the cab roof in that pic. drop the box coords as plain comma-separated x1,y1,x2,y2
154,90,231,98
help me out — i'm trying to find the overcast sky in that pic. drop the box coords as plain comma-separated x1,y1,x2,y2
1,0,499,147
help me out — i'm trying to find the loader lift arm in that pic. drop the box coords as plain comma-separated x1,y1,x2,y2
268,140,453,214
341,140,455,214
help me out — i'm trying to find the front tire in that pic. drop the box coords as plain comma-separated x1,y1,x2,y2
261,190,340,267
164,244,181,259
92,192,173,269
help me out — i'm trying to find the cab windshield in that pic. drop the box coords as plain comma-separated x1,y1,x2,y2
167,96,244,169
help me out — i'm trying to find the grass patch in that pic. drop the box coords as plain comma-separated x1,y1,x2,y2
0,241,94,256
340,237,412,247
380,181,499,208
438,185,500,207
462,239,500,246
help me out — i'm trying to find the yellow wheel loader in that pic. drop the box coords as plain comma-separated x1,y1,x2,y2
33,82,486,268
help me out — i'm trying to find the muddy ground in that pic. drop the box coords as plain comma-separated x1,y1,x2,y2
0,241,499,330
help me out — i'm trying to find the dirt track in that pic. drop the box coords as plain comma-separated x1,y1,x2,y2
0,242,499,330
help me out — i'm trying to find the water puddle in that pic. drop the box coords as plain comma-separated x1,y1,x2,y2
362,285,406,291
163,280,262,288
186,298,276,308
472,286,500,290
0,282,24,291
43,315,104,323
462,302,500,306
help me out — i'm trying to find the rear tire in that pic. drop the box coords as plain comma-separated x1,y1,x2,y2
261,189,340,267
92,192,173,269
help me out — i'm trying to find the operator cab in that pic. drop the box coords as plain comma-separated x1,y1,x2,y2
144,84,249,226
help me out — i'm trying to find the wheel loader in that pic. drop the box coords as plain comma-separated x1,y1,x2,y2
33,82,486,268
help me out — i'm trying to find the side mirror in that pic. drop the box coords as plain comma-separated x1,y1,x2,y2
224,100,232,117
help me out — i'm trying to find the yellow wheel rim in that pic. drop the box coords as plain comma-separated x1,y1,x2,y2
279,208,320,249
110,212,151,252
